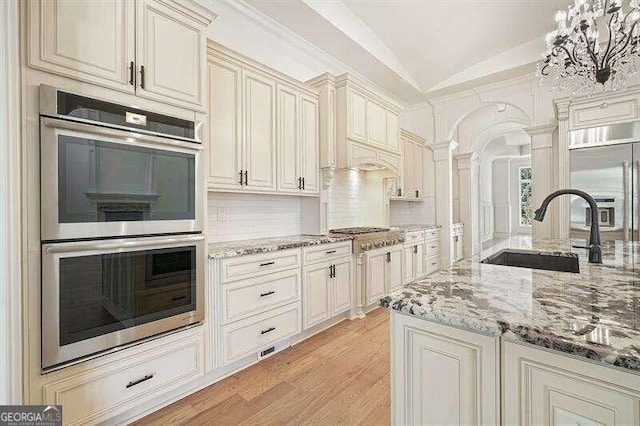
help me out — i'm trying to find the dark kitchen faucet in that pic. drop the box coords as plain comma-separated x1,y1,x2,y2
533,189,602,264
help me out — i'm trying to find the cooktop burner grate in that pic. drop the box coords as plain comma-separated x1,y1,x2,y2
329,227,390,235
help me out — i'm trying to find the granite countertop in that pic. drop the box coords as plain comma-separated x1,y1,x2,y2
392,224,441,231
381,236,640,372
208,234,354,259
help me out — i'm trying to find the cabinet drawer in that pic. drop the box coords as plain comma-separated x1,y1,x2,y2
424,229,440,241
44,332,203,425
303,241,352,264
405,230,424,242
425,255,440,275
222,269,301,324
222,303,301,364
424,240,440,257
221,249,302,283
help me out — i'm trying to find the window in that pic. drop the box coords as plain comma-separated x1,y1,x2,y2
519,166,533,226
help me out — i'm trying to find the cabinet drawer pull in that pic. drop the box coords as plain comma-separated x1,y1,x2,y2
260,290,275,297
302,177,305,190
244,170,248,186
260,327,276,335
140,65,145,89
126,374,154,389
171,295,187,302
325,250,337,254
413,245,418,254
129,61,135,86
430,245,438,249
259,261,275,267
298,177,302,190
239,170,244,185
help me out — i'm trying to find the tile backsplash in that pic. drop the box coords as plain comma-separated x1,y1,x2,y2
327,169,366,229
389,197,436,225
207,192,301,242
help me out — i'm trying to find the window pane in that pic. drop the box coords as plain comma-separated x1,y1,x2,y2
520,167,531,180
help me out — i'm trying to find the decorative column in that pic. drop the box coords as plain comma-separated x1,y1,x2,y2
524,123,558,238
455,151,480,257
555,100,571,239
432,140,459,267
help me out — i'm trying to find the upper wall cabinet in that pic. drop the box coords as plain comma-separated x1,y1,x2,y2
28,0,214,111
308,73,403,174
391,129,429,200
207,42,319,196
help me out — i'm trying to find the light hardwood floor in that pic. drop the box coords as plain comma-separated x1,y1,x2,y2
135,309,390,425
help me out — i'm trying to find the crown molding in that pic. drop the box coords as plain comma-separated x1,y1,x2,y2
215,0,408,110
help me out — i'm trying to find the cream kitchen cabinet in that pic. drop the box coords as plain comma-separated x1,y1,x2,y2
243,69,277,191
28,0,213,111
208,43,319,196
391,312,500,426
365,245,403,305
403,242,425,285
503,341,640,426
308,73,402,174
393,130,427,199
277,86,319,194
302,256,353,329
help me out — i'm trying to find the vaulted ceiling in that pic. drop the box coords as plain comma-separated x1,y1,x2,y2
244,0,567,104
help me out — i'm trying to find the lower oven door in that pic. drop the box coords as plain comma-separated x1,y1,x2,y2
41,234,204,370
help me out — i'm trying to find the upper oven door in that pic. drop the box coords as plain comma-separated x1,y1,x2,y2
41,117,203,241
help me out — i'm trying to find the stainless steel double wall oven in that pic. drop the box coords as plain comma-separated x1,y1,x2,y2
40,85,204,370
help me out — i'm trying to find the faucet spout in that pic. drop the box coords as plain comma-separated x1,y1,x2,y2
534,189,602,264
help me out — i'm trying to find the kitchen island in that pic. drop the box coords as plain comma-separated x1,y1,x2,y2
381,236,640,425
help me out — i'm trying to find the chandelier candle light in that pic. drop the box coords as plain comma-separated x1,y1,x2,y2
538,0,640,94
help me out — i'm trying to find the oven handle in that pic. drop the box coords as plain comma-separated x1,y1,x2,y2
42,117,203,152
44,235,204,254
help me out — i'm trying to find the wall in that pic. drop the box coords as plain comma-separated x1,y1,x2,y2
401,103,435,141
207,193,302,241
327,169,366,229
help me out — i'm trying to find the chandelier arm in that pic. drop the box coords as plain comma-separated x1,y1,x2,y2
601,11,618,69
606,19,640,66
580,26,601,68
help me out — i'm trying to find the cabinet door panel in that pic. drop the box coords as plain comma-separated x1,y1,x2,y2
414,143,425,198
29,0,135,92
332,257,353,315
414,243,424,278
388,247,403,293
386,110,400,151
503,341,640,426
244,71,277,191
403,139,415,196
300,94,319,194
208,60,242,189
367,99,387,146
392,313,499,426
403,245,414,285
276,86,299,193
303,264,331,329
348,89,367,141
365,252,387,305
136,0,206,109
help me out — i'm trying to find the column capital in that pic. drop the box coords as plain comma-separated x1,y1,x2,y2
454,151,479,170
523,123,558,136
432,139,459,162
554,99,571,121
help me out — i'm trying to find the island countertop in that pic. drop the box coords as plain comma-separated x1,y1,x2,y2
381,236,640,372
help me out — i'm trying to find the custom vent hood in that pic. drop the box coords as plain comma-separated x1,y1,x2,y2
308,73,403,176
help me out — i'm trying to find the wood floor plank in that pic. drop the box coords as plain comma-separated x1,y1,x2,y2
136,310,391,425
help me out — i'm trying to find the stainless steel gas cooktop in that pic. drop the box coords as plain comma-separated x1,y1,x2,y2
330,227,405,255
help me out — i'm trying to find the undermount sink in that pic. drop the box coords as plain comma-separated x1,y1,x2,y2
481,248,580,273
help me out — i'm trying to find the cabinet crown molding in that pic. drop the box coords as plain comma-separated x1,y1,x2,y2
207,41,320,98
158,0,216,25
400,129,429,148
334,73,404,113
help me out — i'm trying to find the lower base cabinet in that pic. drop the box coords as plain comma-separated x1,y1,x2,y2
365,245,402,305
42,327,205,425
391,311,640,426
302,256,353,329
503,341,640,426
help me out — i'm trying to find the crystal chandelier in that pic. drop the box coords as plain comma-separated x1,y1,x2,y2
537,0,640,94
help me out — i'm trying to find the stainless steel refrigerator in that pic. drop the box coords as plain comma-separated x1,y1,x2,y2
570,122,640,242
